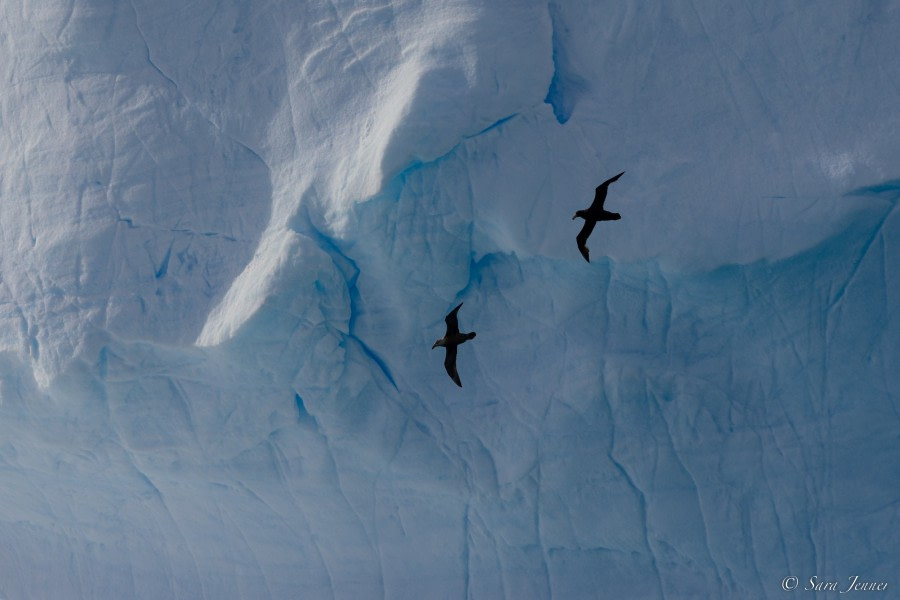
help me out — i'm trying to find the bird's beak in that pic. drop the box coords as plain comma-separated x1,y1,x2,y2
571,214,577,220
431,341,439,349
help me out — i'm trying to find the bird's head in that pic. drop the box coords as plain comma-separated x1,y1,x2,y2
432,339,444,349
572,210,585,220
611,212,621,220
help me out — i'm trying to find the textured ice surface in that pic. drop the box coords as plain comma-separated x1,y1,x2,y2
0,1,898,598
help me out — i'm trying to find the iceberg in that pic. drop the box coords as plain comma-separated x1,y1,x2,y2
0,0,897,597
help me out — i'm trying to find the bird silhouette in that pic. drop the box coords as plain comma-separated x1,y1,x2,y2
432,302,476,387
573,171,625,262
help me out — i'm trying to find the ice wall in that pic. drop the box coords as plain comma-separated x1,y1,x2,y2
0,1,897,598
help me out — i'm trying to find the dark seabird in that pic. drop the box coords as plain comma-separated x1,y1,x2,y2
573,171,625,262
432,302,476,387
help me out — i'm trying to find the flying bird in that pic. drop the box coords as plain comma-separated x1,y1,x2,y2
573,171,625,262
432,302,477,387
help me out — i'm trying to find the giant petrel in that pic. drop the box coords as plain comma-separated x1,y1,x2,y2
573,171,625,263
432,302,476,387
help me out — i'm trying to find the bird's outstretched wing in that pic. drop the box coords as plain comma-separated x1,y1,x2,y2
590,171,625,211
576,219,595,263
443,345,462,387
444,302,463,336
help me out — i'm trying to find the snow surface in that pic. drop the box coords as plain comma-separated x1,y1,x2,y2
1,1,898,598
